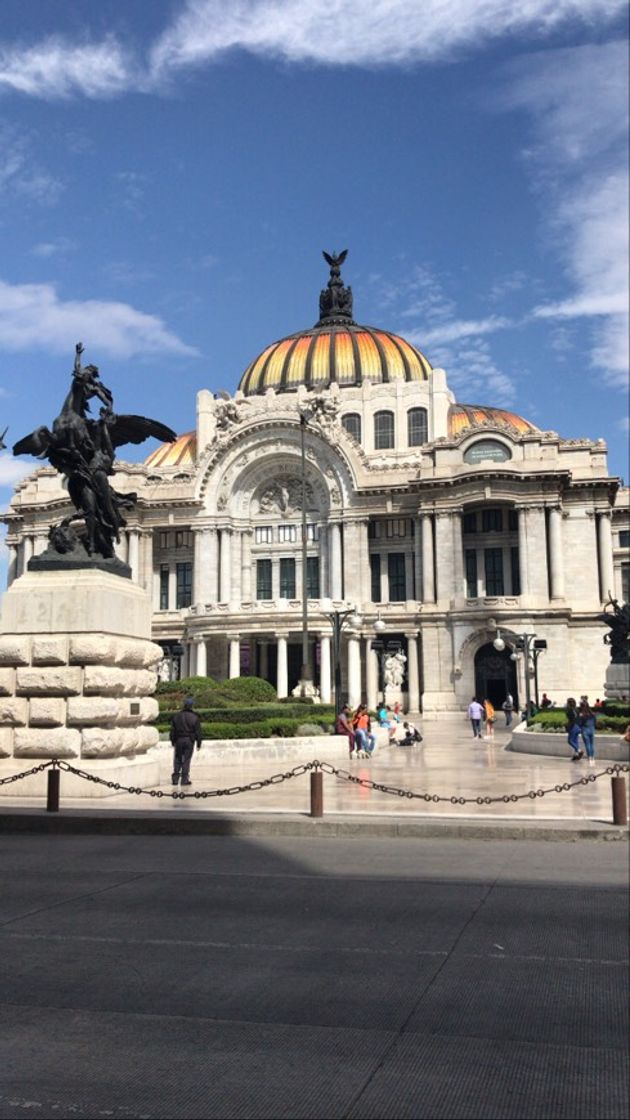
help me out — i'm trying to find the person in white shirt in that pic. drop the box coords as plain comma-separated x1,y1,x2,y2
467,697,485,739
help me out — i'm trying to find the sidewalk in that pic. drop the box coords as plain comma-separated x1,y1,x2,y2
1,719,628,837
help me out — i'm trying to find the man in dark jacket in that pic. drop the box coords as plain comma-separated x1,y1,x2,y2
170,697,202,786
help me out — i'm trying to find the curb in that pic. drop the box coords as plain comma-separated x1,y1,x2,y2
0,807,627,841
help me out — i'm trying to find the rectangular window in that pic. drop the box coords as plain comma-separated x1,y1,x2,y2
306,556,320,598
465,550,478,598
278,525,297,543
255,526,273,545
159,565,169,610
175,562,192,608
508,509,519,532
619,530,630,548
256,559,272,600
368,521,380,540
511,547,521,596
388,552,406,601
484,548,504,596
374,411,395,450
407,407,428,447
175,530,192,549
386,519,407,538
279,557,296,598
463,512,477,534
482,509,503,533
622,563,630,601
302,524,319,542
159,531,169,550
370,554,381,602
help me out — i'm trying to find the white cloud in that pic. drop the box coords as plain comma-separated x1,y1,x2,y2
428,337,517,406
419,316,511,346
0,455,32,488
31,237,76,258
0,120,63,203
0,2,624,99
0,278,198,359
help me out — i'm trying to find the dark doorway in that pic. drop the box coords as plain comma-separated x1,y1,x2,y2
474,643,518,708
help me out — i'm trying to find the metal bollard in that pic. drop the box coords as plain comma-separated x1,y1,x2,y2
310,770,323,818
46,766,60,813
611,776,628,827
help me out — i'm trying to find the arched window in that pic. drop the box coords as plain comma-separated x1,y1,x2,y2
374,410,395,450
407,407,428,447
342,413,362,443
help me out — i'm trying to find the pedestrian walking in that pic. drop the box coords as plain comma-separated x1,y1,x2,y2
565,697,583,761
502,693,514,727
335,704,356,758
483,698,496,739
468,697,484,739
578,697,597,765
170,697,202,786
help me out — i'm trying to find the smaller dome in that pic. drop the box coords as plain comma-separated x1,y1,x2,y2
449,404,538,439
145,431,196,468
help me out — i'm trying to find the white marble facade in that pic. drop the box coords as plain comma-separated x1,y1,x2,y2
4,310,629,716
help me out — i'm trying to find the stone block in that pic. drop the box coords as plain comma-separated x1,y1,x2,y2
0,727,13,758
0,668,16,696
0,697,28,726
69,635,117,666
67,696,121,726
29,697,66,727
114,639,162,669
137,725,159,752
0,636,30,666
83,666,130,696
81,728,124,759
14,726,80,759
140,696,159,724
119,728,141,757
16,667,83,696
31,636,68,666
0,569,153,638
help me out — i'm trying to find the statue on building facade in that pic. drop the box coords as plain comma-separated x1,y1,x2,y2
597,595,630,664
318,250,355,324
13,343,176,574
384,650,407,688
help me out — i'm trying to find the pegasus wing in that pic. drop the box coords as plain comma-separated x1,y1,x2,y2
108,415,177,449
13,426,53,458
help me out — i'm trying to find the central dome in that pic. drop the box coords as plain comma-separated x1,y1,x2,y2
239,250,432,396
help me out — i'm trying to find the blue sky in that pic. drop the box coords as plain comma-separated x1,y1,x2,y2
0,0,628,530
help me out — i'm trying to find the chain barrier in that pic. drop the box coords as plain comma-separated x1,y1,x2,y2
0,757,627,805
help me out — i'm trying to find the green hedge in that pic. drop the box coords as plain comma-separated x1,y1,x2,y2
158,714,336,739
529,710,627,733
159,703,336,724
156,675,278,711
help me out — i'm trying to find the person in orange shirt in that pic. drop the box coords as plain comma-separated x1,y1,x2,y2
352,704,376,757
483,698,496,739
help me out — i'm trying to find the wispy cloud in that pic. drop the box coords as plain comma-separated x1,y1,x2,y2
0,455,32,488
31,237,76,258
0,2,624,100
419,316,512,346
429,338,517,406
503,40,629,389
0,278,198,358
0,120,63,204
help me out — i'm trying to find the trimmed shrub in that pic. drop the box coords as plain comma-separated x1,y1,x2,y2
529,710,627,733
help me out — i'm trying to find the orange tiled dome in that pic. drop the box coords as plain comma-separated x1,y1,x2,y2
449,404,538,439
145,431,196,468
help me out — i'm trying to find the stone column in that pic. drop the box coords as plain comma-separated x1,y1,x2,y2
451,510,464,602
318,526,328,599
277,636,288,699
421,513,435,603
342,521,360,604
196,638,207,678
597,511,615,602
33,533,48,557
6,542,18,586
228,637,241,678
219,528,231,602
329,521,342,599
20,535,34,575
127,530,140,582
521,506,548,600
141,531,153,592
365,636,379,711
358,520,370,606
259,640,269,680
413,516,422,600
115,530,129,565
406,633,420,712
319,635,332,703
404,552,414,601
231,531,242,603
241,530,252,601
548,506,565,600
193,528,215,605
181,642,190,678
347,635,361,708
168,565,177,611
207,527,219,601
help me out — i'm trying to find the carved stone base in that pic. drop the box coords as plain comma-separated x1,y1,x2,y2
29,542,131,579
291,678,321,703
604,663,630,700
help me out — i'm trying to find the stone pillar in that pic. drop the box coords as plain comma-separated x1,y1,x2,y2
318,526,328,600
548,506,565,600
228,637,241,678
20,535,34,575
127,530,140,582
231,531,242,603
277,636,288,699
521,506,548,600
33,534,48,557
404,552,414,601
421,514,435,603
181,642,190,679
319,635,332,703
193,528,216,605
366,637,379,711
342,521,363,604
597,511,615,602
259,640,269,680
196,638,207,678
141,531,153,592
451,510,464,602
358,520,370,606
168,565,177,611
406,633,420,712
115,531,129,565
6,542,18,586
413,517,422,600
219,528,231,602
329,522,342,599
517,508,529,598
347,635,361,708
241,530,252,601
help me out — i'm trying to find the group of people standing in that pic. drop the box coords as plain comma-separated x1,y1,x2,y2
565,697,597,764
467,697,503,739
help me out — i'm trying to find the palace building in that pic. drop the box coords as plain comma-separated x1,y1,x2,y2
4,255,629,713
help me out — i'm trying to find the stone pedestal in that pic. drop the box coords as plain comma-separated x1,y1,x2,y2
0,569,162,772
604,662,630,701
384,685,404,710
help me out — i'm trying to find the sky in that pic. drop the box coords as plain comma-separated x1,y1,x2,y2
0,0,628,551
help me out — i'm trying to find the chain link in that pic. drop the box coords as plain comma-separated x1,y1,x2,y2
0,757,627,805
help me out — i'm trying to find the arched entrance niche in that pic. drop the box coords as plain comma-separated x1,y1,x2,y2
474,643,518,708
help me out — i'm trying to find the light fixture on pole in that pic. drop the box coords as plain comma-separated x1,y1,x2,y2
373,612,386,634
323,605,361,711
492,630,506,652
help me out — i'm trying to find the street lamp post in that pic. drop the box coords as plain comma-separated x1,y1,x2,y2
298,412,311,691
323,606,360,711
497,631,548,716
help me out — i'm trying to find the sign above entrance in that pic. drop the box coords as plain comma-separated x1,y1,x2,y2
464,439,512,464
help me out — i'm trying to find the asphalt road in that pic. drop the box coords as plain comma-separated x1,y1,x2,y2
0,834,628,1120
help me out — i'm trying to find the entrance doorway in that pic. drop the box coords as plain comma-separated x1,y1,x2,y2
474,643,518,708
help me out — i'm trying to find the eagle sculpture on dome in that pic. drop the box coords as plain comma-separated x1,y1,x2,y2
319,250,354,323
323,249,348,273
